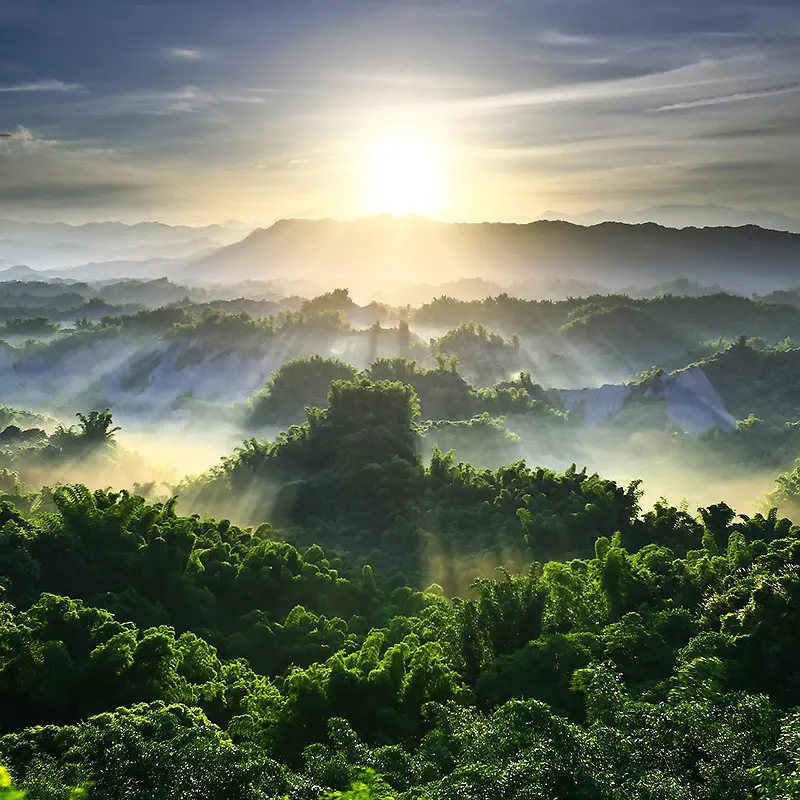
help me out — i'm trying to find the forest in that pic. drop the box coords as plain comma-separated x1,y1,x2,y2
3,275,800,798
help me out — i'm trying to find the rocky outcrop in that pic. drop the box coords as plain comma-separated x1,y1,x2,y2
663,367,736,434
559,366,736,433
560,384,632,427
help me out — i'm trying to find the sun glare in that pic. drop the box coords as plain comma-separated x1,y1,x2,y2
365,135,445,217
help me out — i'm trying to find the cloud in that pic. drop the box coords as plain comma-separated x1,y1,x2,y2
0,79,82,93
1,0,799,221
653,83,800,111
535,30,597,47
0,127,152,214
170,48,203,60
433,55,792,117
0,126,55,146
697,117,800,139
0,182,147,205
89,85,267,116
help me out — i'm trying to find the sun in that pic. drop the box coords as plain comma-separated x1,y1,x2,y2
365,135,445,217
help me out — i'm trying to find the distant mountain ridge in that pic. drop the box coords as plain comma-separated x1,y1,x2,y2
538,204,800,233
183,215,800,293
0,219,247,240
0,219,251,270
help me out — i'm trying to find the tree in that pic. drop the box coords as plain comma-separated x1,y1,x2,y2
75,410,120,445
326,770,394,800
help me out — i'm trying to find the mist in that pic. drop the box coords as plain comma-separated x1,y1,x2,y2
3,266,799,527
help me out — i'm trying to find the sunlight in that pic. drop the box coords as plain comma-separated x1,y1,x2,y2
365,135,445,217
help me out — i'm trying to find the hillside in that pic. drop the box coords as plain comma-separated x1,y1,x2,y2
184,216,800,292
3,277,800,797
4,378,800,798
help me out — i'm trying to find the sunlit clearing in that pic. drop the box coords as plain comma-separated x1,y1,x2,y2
365,135,445,217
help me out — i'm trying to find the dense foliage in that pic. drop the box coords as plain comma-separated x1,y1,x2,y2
181,378,634,577
247,357,361,429
5,278,800,797
3,458,800,796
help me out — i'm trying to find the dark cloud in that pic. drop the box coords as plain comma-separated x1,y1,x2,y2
0,182,149,207
698,117,800,139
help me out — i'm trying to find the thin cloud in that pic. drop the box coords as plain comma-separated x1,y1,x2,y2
92,86,266,116
653,83,800,111
536,29,597,47
171,48,203,60
697,117,800,139
0,79,82,93
428,56,794,117
0,182,147,205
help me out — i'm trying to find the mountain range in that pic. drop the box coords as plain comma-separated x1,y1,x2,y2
182,215,800,293
4,210,800,293
537,204,800,233
0,220,250,270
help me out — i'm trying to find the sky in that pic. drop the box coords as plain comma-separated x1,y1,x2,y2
1,0,799,224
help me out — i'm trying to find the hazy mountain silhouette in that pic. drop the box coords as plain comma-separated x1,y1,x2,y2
183,215,800,292
0,219,247,243
538,205,800,233
0,219,250,269
0,265,42,280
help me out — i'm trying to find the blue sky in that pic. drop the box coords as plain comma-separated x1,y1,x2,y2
1,0,799,223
